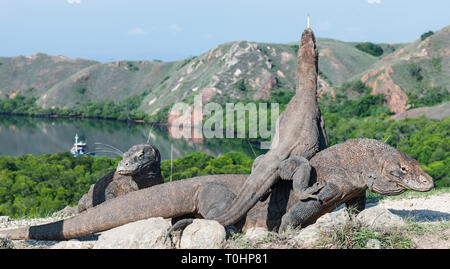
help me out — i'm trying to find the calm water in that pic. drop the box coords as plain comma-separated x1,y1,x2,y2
0,116,261,160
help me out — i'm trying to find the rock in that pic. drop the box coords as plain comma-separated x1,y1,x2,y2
366,239,382,249
50,239,94,249
0,237,14,249
291,224,322,248
290,208,351,248
0,216,11,224
179,219,226,249
52,206,78,218
356,207,405,230
243,227,271,241
93,217,172,249
315,208,351,233
76,192,90,213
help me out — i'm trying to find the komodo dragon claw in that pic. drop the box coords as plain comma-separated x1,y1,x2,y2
294,181,326,201
164,218,195,246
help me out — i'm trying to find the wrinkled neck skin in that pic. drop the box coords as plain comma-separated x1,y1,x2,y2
132,163,157,178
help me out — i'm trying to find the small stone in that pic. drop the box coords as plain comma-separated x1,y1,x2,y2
0,237,14,249
50,239,94,249
93,217,172,249
356,207,405,230
52,206,78,218
291,224,322,248
0,216,11,224
366,239,382,249
243,227,271,241
179,219,226,249
315,208,351,233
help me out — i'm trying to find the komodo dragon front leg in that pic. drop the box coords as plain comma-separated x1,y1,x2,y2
279,156,325,201
279,181,338,233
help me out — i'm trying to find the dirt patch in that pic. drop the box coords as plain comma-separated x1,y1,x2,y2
391,102,450,120
319,46,349,73
317,76,335,99
410,228,450,249
366,192,450,248
362,66,409,114
281,52,294,64
368,192,450,222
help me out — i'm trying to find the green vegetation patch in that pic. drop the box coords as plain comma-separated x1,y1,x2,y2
322,225,415,249
160,151,253,182
0,153,119,218
421,31,434,41
355,42,384,57
0,94,150,122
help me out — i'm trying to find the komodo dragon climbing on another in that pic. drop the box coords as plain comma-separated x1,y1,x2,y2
77,144,163,213
206,27,329,228
0,139,434,240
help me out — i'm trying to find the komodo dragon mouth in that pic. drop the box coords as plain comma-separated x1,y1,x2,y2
375,150,434,195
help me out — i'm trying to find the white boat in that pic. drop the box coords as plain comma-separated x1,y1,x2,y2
70,134,87,156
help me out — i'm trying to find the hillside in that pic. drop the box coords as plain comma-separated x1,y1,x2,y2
0,26,449,118
359,25,450,114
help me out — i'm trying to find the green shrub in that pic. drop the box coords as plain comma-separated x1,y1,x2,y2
235,79,247,91
76,87,87,94
407,86,449,108
407,63,423,81
355,42,384,57
421,31,434,41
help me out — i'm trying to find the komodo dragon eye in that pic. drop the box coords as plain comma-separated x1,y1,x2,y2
136,151,144,158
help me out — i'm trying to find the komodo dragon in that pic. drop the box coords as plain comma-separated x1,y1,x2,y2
0,139,434,240
208,27,328,228
77,144,163,213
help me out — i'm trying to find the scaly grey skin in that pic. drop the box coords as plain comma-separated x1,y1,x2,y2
209,27,328,228
0,139,433,240
76,144,163,213
277,138,434,232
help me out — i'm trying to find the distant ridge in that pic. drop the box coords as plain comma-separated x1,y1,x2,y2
0,25,448,117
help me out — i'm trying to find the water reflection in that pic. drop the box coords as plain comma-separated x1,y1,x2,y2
0,116,261,160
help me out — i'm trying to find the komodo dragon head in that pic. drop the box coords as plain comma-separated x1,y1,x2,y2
365,140,434,195
116,144,161,176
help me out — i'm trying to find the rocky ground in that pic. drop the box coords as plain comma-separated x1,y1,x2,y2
1,193,449,249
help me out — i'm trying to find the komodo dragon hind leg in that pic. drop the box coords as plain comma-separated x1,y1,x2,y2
279,156,325,201
166,182,237,243
279,182,339,233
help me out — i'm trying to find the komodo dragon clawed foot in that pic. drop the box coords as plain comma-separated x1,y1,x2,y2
293,181,325,201
279,156,325,201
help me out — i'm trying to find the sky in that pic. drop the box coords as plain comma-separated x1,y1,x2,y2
0,0,449,62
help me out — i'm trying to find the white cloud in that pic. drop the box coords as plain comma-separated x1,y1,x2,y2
128,27,147,36
67,0,81,4
367,0,381,4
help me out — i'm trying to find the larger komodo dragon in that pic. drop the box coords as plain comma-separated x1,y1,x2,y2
0,139,434,240
207,27,329,228
77,144,163,213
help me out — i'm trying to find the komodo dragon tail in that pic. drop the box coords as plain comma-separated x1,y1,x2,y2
0,176,232,241
210,28,322,227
